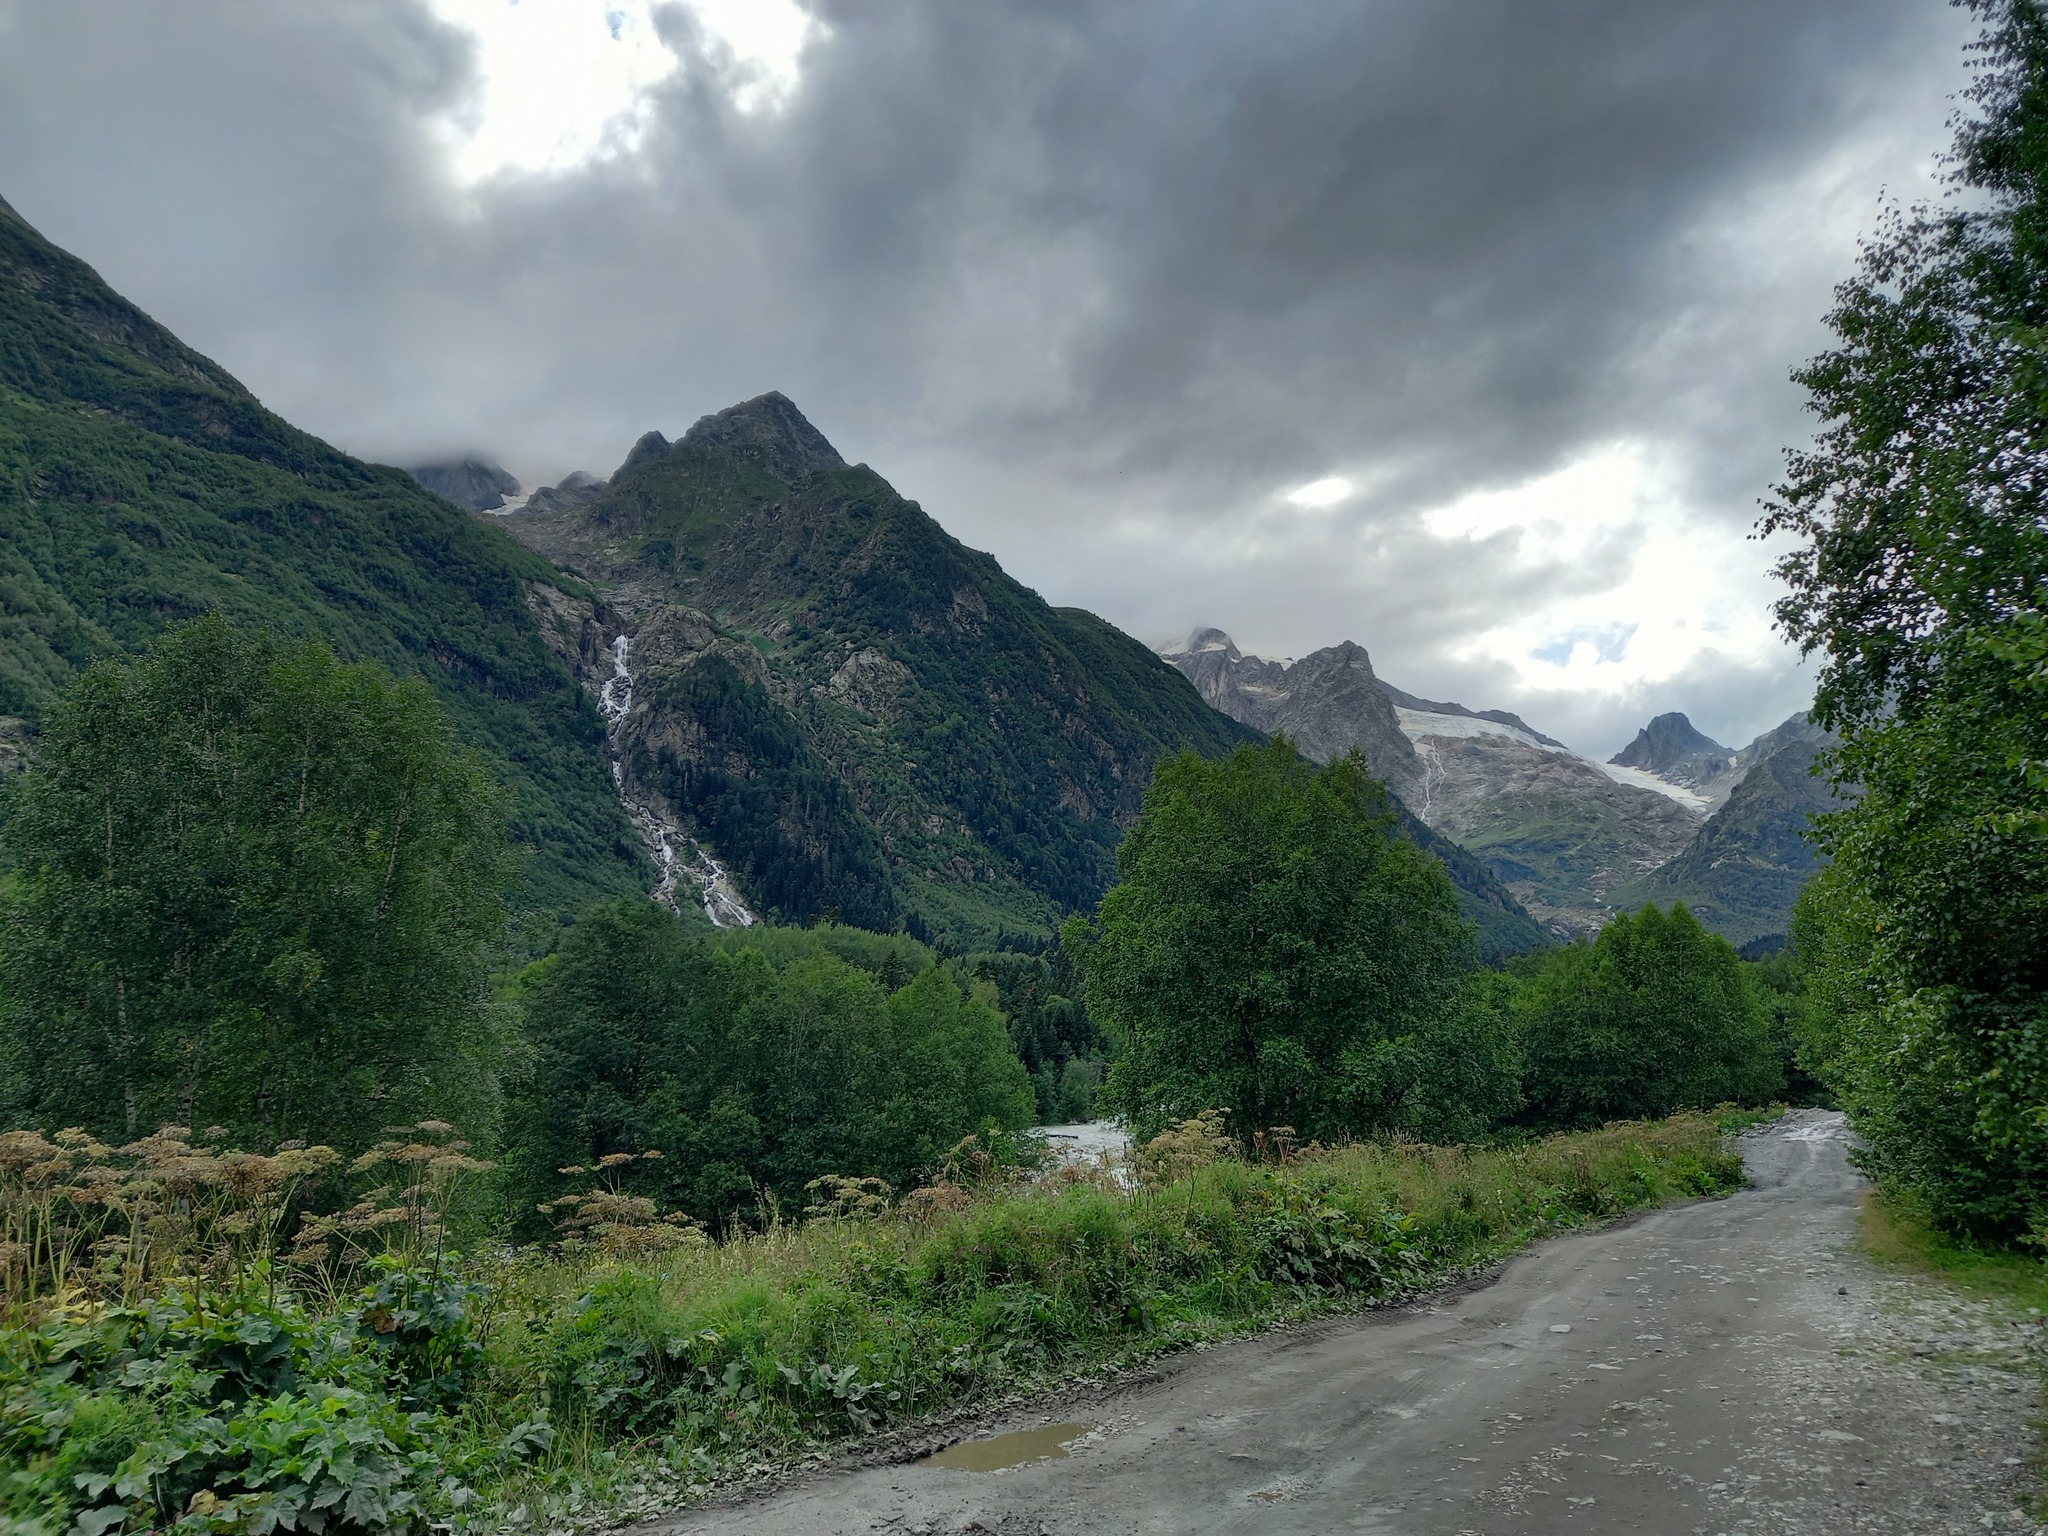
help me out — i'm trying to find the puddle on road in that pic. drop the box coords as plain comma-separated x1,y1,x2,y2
916,1423,1087,1472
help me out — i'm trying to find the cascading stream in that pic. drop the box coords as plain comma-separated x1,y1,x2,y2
599,632,756,928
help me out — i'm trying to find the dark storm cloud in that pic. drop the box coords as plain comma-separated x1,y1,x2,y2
0,0,1977,752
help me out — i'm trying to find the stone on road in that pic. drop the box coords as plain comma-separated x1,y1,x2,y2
642,1109,2043,1535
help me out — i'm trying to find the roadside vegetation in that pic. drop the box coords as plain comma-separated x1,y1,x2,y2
1859,1191,2048,1315
0,1112,1742,1534
1761,0,2048,1245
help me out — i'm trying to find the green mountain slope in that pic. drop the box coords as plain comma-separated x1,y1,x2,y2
508,394,1262,946
1616,717,1843,946
509,395,1545,954
0,193,646,915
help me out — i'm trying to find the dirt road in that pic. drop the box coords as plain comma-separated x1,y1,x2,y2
645,1110,2043,1535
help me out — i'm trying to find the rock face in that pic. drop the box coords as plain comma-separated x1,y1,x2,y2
1407,728,1703,933
1159,630,1423,804
523,470,605,517
409,457,521,512
1618,715,1843,945
1610,711,1747,804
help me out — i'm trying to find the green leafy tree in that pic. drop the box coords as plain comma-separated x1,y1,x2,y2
1068,737,1508,1143
508,902,1034,1227
1513,904,1781,1130
0,616,511,1152
1762,0,2048,1237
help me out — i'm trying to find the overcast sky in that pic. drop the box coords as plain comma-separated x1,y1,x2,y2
0,0,1979,756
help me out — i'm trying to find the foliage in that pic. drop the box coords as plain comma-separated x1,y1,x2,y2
1859,1186,2048,1314
1388,805,1552,964
712,921,935,989
0,1104,1741,1535
505,901,1036,1230
1069,738,1512,1143
0,619,514,1155
0,204,645,919
953,950,1104,1122
1742,947,1831,1105
1760,0,2048,1239
0,1127,339,1314
1509,903,1782,1130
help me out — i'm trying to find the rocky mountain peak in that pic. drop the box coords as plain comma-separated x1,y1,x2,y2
1159,633,1422,802
1611,711,1729,774
675,390,847,483
523,469,608,518
1168,627,1244,659
409,457,521,513
622,430,671,470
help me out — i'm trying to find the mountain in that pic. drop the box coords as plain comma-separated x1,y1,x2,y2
524,470,605,517
1616,715,1843,945
1163,631,1704,935
410,458,521,513
1155,632,1548,956
1609,711,1746,805
492,393,1262,947
1401,721,1704,933
0,191,646,917
1380,682,1567,750
1160,629,1423,802
1161,630,1849,942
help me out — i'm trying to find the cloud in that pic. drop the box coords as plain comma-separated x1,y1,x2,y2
0,0,1978,754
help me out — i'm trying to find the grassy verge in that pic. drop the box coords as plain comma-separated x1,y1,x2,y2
1859,1190,2048,1313
2,1115,1744,1535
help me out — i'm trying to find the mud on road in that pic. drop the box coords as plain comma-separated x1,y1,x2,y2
640,1110,2045,1535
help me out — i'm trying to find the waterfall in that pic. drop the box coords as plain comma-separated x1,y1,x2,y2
1415,739,1447,823
599,632,756,928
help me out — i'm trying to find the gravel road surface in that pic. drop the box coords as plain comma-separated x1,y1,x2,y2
643,1109,2043,1535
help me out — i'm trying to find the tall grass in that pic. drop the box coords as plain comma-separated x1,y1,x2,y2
1,1114,1742,1535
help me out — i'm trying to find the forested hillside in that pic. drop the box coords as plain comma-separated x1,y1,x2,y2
502,394,1264,946
0,193,645,916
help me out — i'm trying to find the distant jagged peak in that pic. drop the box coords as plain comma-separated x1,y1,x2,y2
622,430,671,470
674,390,848,482
1162,627,1244,659
1288,639,1383,681
1746,710,1830,758
524,469,607,517
409,457,521,513
1610,711,1730,772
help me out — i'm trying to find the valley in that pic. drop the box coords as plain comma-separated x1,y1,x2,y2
4,5,2045,1535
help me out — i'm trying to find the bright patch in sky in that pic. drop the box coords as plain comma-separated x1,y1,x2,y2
1420,443,1785,693
427,0,817,182
1285,475,1355,508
